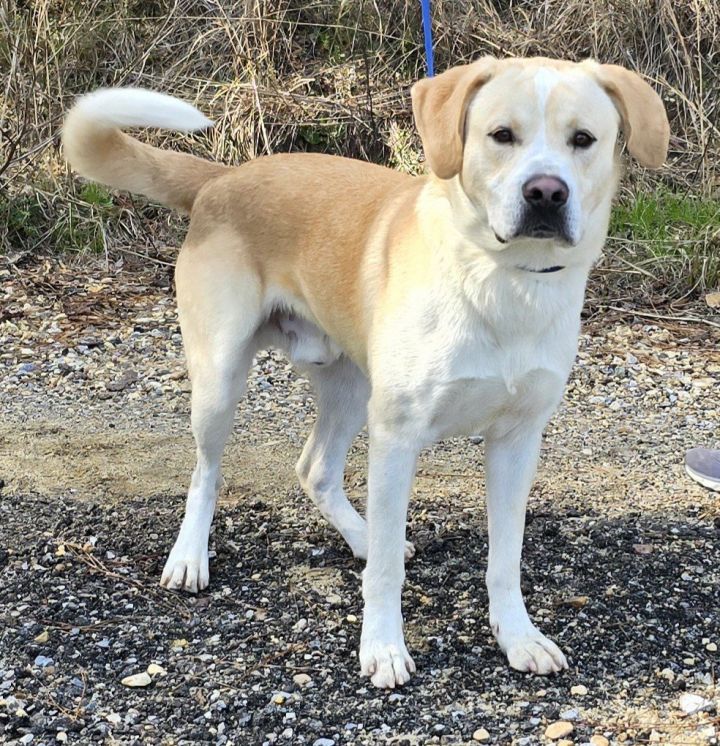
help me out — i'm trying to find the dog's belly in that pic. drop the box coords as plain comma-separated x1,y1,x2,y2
426,368,565,441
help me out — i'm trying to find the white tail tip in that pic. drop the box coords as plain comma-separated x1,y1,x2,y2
72,87,213,132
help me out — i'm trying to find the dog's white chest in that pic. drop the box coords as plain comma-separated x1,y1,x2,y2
425,367,565,441
375,311,577,444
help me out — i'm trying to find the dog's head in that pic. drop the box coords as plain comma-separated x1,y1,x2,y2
411,57,669,261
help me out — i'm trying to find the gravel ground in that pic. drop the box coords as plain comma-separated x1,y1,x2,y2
1,259,719,746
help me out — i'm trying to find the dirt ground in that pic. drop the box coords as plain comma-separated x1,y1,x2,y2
1,259,719,745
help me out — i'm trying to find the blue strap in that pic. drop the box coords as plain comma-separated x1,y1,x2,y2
420,0,434,77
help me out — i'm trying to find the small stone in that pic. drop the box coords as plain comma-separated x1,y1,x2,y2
19,735,33,745
171,638,188,649
146,663,166,676
633,543,653,554
563,596,588,608
312,739,335,746
292,618,307,632
272,693,286,705
706,642,717,652
679,692,711,714
472,728,490,742
590,736,609,746
570,684,587,696
105,370,138,391
106,713,122,724
34,655,53,667
56,734,68,743
326,594,342,606
557,740,573,746
33,630,49,644
345,614,358,623
293,673,311,687
649,731,662,743
705,291,720,308
560,708,579,721
121,672,152,688
545,721,574,740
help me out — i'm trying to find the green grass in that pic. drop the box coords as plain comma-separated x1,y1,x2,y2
59,184,117,254
0,192,46,255
0,184,117,256
609,190,720,293
79,183,113,208
611,190,720,244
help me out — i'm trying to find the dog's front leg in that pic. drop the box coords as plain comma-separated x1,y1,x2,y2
485,428,568,675
359,422,418,688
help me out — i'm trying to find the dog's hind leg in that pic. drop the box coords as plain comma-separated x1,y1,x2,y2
296,357,415,560
296,357,370,558
161,243,261,593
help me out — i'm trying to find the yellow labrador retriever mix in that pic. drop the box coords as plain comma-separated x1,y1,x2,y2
63,57,669,688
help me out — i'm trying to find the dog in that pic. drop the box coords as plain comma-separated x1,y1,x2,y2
63,56,669,688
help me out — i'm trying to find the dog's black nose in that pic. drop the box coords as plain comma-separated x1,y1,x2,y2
522,175,569,210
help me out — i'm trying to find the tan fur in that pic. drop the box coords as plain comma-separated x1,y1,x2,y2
410,57,497,179
590,62,671,168
62,108,228,213
181,154,417,366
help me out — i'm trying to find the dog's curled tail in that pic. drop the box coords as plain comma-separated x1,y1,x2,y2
62,88,229,213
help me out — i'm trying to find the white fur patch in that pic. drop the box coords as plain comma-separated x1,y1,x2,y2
533,68,561,114
72,88,213,132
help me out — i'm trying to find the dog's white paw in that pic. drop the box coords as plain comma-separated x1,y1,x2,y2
160,544,209,593
360,636,416,689
503,630,568,675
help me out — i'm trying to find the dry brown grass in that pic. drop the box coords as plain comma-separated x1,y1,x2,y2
1,0,718,299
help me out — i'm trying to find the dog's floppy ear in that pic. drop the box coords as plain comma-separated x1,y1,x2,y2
593,64,670,169
411,57,497,179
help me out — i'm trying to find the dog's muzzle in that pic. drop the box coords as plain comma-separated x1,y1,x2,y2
515,174,572,243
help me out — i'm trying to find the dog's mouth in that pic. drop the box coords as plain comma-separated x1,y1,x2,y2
516,264,566,274
514,207,573,244
515,222,572,244
493,223,574,247
521,225,559,239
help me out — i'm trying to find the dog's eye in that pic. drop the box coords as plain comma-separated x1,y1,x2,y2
489,128,514,145
572,130,595,149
